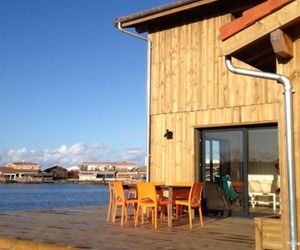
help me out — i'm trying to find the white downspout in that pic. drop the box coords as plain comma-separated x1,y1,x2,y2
225,55,298,250
117,22,151,182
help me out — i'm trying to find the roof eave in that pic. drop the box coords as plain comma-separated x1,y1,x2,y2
114,0,218,30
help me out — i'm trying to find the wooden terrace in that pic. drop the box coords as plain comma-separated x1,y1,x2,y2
0,205,255,250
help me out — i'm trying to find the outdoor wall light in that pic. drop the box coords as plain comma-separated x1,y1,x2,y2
164,129,173,139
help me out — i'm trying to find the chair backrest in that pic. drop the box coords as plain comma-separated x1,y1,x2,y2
137,182,157,203
189,182,204,205
221,175,238,200
113,181,125,203
152,181,165,186
174,182,193,186
108,181,114,201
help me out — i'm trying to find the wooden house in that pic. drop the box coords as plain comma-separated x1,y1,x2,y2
116,0,300,248
44,165,68,180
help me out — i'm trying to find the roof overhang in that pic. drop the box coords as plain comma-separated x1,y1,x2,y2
115,0,217,29
115,0,266,33
220,0,300,71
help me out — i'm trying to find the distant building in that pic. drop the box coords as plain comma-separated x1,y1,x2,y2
67,166,80,179
7,162,40,171
116,167,147,180
136,166,147,180
44,165,68,180
80,161,137,172
0,166,6,183
0,167,52,183
78,171,116,181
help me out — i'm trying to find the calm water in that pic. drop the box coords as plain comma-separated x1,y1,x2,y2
0,183,109,211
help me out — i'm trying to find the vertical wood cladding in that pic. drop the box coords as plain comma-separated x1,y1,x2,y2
149,13,281,184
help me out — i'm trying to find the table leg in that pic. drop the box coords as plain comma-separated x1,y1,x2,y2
168,187,173,228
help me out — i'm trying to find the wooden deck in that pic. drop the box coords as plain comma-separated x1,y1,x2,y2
0,205,255,250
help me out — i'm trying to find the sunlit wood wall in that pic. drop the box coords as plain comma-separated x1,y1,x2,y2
148,13,282,184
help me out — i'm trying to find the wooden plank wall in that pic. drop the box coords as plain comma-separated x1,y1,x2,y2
149,13,282,184
276,37,300,250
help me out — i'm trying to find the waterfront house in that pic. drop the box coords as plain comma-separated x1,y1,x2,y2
115,0,300,248
67,166,80,179
78,161,137,181
0,167,50,183
116,166,147,180
44,165,68,180
80,161,137,172
136,166,147,180
7,162,41,171
0,167,7,183
78,170,116,181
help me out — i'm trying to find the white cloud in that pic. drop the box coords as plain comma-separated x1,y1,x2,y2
0,143,145,169
120,147,146,163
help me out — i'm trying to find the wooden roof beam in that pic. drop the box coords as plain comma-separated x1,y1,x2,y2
220,0,300,56
270,29,293,59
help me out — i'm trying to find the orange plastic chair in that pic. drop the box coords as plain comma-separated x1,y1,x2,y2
135,182,168,229
106,181,114,222
173,182,192,217
112,181,138,226
175,182,204,229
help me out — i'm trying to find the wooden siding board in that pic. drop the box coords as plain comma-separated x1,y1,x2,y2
185,23,192,111
171,27,179,113
192,22,200,111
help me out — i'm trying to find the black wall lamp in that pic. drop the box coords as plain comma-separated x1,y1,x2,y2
164,129,173,140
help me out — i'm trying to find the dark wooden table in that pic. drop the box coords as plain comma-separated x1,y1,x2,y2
160,185,191,228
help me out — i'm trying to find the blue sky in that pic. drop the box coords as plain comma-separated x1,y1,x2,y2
0,0,171,168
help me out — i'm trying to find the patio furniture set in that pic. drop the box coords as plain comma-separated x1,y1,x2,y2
106,181,204,229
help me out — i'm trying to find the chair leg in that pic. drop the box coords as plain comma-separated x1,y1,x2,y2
142,206,145,225
188,206,193,229
125,205,128,224
152,209,154,225
112,203,117,224
107,200,112,222
154,207,157,229
199,207,203,227
160,206,164,221
166,205,170,225
135,205,139,227
121,205,125,226
133,203,137,221
175,204,179,220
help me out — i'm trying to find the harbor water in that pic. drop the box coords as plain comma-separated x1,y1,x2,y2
0,183,109,211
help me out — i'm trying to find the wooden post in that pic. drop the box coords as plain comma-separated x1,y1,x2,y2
255,218,263,250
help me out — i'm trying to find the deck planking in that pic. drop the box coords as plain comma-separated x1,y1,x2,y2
0,205,255,250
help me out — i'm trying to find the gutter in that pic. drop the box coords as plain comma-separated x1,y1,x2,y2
225,56,298,250
117,22,151,183
114,0,203,26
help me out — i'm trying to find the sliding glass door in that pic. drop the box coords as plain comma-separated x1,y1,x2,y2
201,125,278,215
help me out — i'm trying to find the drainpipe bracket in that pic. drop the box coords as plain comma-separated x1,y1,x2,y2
288,241,300,247
282,89,295,95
